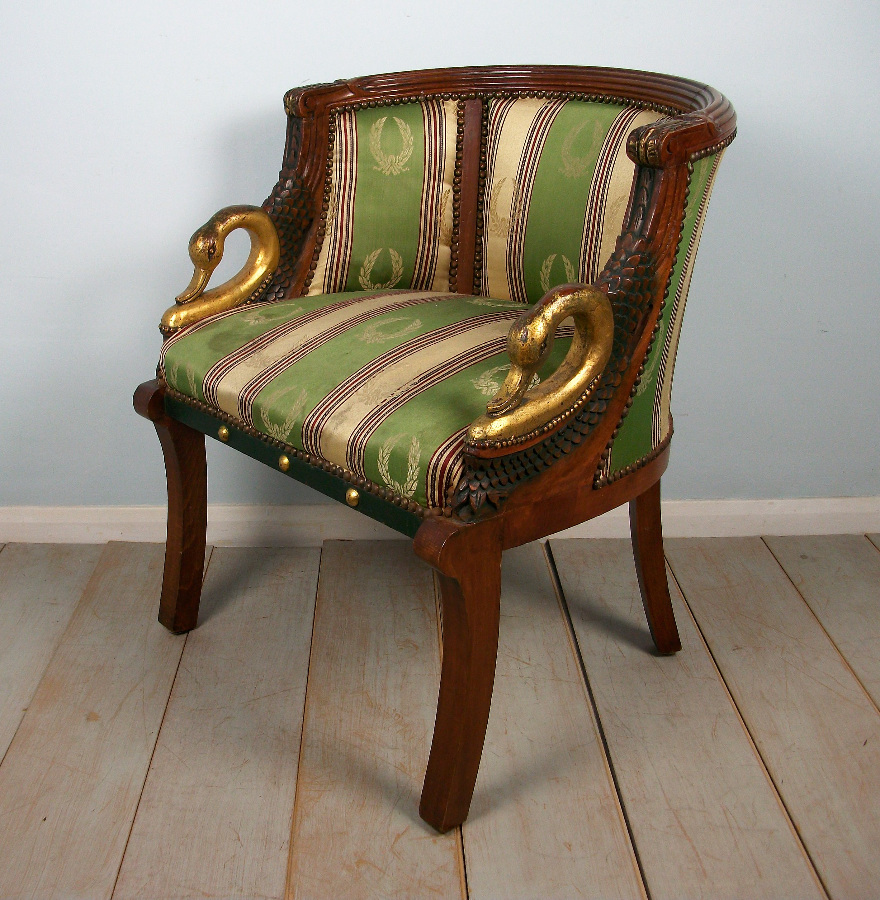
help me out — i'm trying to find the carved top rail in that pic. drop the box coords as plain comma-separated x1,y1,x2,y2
262,66,735,306
283,65,736,166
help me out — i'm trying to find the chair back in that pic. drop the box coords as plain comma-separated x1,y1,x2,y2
304,91,672,307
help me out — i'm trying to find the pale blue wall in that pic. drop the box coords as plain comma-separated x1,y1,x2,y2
1,0,878,505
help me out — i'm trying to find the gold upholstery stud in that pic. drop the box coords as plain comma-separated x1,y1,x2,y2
278,455,290,472
217,425,230,442
345,487,360,507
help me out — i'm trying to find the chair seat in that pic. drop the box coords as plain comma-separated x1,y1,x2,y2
160,289,571,510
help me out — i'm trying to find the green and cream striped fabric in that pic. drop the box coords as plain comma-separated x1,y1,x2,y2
603,151,725,477
307,100,458,297
160,290,571,509
478,97,662,304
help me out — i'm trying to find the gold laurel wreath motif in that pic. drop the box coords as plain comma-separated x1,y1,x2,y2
165,360,198,397
605,193,627,232
472,364,540,397
467,297,514,308
326,183,338,222
238,304,303,327
164,358,179,387
358,248,404,290
488,177,523,238
438,187,452,244
539,253,576,293
358,316,422,345
370,116,414,176
164,357,197,396
559,119,603,179
258,386,309,442
635,345,663,396
377,434,421,498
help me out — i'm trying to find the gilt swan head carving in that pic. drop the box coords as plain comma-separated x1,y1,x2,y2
160,205,280,334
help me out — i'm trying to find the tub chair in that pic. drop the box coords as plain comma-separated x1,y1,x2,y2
134,65,736,832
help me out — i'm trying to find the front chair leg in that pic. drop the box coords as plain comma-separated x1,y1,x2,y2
134,380,207,634
417,523,502,833
629,479,681,654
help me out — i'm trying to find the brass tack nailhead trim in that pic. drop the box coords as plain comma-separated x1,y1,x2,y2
449,99,466,292
162,385,431,517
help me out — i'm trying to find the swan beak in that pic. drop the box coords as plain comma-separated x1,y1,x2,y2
176,267,211,304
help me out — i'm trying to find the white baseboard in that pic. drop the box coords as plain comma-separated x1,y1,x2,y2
0,504,404,546
0,498,877,545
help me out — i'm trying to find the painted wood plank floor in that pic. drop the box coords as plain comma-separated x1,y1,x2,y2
0,535,877,899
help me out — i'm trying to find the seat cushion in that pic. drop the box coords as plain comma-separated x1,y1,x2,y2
160,290,571,510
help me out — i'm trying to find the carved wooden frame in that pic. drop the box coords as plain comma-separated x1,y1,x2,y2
135,65,736,833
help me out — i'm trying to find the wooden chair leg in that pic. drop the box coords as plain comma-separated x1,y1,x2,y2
135,380,206,634
419,535,502,833
154,417,207,633
629,479,681,654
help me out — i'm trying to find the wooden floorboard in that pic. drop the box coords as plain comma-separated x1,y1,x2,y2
764,535,880,711
0,542,185,900
550,538,825,900
0,543,103,762
666,537,880,900
1,536,878,898
114,546,321,900
462,543,646,900
285,541,463,900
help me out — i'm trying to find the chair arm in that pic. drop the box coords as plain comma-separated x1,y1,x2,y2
627,111,730,168
467,285,614,447
159,205,280,334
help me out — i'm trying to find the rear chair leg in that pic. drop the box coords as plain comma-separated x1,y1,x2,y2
134,380,207,633
629,479,681,654
417,524,502,833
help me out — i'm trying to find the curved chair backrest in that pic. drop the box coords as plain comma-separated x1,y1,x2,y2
263,66,734,488
302,94,669,305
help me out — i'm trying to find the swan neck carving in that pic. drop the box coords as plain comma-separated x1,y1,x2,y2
467,284,614,449
160,205,280,335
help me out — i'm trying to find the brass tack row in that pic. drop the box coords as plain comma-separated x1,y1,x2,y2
162,385,430,519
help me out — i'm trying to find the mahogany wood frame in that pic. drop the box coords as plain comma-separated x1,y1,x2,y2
135,65,735,833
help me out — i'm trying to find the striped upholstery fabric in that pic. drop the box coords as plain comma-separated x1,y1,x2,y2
478,97,662,304
307,100,458,296
603,151,726,477
160,291,571,509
